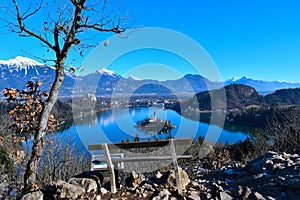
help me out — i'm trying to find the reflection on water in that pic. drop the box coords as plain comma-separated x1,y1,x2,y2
74,113,98,127
74,107,251,149
98,110,115,126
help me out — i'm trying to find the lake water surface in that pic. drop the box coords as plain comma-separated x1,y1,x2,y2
71,107,251,149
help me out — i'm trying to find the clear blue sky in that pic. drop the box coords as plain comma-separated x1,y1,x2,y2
0,0,299,82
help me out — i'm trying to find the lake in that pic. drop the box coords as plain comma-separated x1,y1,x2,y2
70,107,251,149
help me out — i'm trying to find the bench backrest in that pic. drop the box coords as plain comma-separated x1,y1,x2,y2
88,138,192,150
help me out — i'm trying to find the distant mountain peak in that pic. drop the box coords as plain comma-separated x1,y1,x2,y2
184,74,203,78
231,77,239,82
127,75,142,81
277,80,298,84
240,75,251,80
96,68,117,76
0,56,44,68
228,76,252,82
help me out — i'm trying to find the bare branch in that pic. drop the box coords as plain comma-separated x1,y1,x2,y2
11,0,56,50
78,23,125,34
20,49,56,64
21,0,42,20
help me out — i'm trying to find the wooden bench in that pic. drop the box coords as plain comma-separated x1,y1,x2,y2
88,138,193,195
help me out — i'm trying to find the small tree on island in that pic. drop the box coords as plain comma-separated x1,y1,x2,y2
1,0,130,194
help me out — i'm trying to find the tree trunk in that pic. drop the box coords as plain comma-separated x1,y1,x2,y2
23,62,65,193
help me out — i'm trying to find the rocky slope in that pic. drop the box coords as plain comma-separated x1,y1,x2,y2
6,151,299,200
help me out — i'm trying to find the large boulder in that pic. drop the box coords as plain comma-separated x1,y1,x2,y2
249,192,266,200
21,190,43,200
68,177,98,193
167,167,190,190
46,180,85,199
219,191,234,200
231,186,252,199
152,189,171,200
125,171,146,189
73,171,103,190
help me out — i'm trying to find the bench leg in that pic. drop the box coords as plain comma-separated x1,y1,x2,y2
170,139,183,196
102,143,117,193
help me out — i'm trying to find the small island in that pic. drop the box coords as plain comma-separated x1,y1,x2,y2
134,111,176,134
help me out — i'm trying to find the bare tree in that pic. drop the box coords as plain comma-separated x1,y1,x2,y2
1,0,130,193
37,132,90,186
262,106,300,154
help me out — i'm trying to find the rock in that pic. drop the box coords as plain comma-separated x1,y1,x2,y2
249,192,266,200
153,189,171,200
96,195,102,200
9,189,18,197
132,171,139,179
212,182,224,192
81,193,98,200
142,183,155,192
210,182,225,199
0,173,10,197
266,196,275,200
100,187,108,195
73,171,103,189
272,155,285,164
153,195,161,200
21,190,43,200
188,152,300,199
125,171,146,189
160,189,171,196
203,192,212,199
167,167,190,190
142,192,148,198
136,187,151,198
188,192,201,200
149,171,171,186
190,181,199,187
46,180,85,199
199,184,208,191
219,191,233,200
155,170,163,179
234,186,251,199
69,177,98,193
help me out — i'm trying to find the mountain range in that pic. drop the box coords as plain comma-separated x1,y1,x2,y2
1,56,299,97
225,76,300,94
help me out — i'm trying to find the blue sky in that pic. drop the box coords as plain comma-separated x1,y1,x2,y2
0,0,299,82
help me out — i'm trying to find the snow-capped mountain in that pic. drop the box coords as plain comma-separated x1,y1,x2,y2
73,68,123,95
1,57,300,98
0,56,75,97
127,75,142,81
0,56,46,78
225,76,300,94
0,56,44,68
96,68,119,77
0,57,219,97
